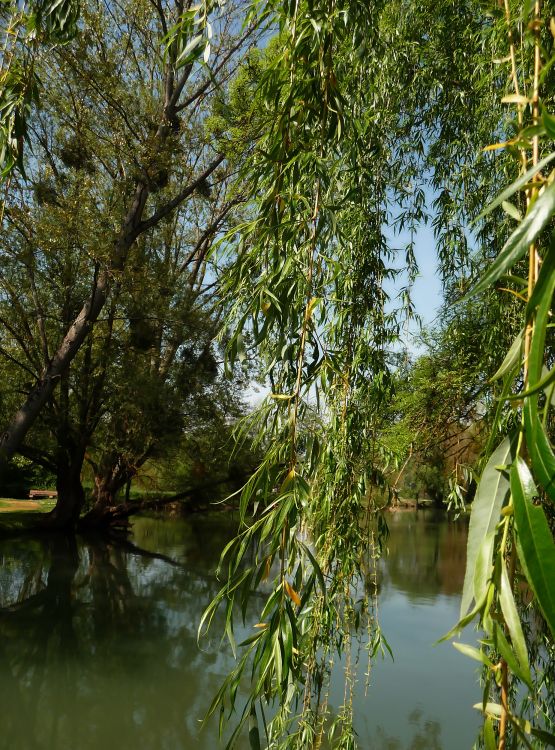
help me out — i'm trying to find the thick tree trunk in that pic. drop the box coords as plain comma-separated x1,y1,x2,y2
81,472,249,529
81,458,135,528
43,448,86,530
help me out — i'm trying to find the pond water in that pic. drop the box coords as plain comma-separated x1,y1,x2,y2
0,510,480,750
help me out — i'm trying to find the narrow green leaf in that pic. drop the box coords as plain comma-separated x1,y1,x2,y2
248,704,261,750
512,458,555,639
475,152,555,222
452,642,494,668
525,232,555,319
502,200,522,221
466,180,555,299
499,560,532,687
437,591,488,643
490,328,523,382
524,392,555,503
522,246,555,500
461,436,515,617
530,726,555,747
543,109,555,140
473,530,496,616
502,273,529,289
484,717,497,750
512,364,555,400
297,539,327,602
492,620,531,689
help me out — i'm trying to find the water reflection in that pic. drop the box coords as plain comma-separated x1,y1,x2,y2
0,512,479,750
0,519,246,750
381,510,468,601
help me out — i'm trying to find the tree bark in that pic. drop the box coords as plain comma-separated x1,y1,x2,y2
79,472,247,529
44,448,87,529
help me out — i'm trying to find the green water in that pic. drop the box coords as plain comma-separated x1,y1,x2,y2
0,510,480,749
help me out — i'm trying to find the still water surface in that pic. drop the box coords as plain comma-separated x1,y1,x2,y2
0,510,480,749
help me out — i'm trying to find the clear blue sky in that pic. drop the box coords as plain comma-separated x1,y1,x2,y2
383,221,443,351
410,223,443,329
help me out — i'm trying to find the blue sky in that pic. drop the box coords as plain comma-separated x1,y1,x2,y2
384,222,443,351
410,223,443,329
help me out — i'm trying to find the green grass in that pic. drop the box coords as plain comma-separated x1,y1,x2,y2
0,498,55,536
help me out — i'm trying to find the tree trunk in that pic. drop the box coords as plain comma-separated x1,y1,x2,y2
81,458,135,528
43,449,86,530
0,180,149,464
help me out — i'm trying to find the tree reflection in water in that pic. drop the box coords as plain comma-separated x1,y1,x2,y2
379,510,468,601
0,512,476,750
0,517,248,750
374,711,443,749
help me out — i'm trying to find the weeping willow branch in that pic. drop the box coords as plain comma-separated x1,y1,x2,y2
198,1,418,748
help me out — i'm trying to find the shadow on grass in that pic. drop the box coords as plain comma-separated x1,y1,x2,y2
0,499,55,536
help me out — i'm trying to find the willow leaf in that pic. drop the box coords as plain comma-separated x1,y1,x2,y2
452,642,494,668
461,435,515,618
484,718,497,750
524,389,555,503
499,561,532,688
512,458,555,640
525,233,555,318
466,180,555,299
490,328,523,382
492,621,531,689
530,727,555,747
248,705,261,750
521,235,555,500
512,364,555,400
502,200,522,221
475,152,555,222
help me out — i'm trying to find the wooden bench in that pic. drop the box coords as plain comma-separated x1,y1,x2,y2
28,489,58,499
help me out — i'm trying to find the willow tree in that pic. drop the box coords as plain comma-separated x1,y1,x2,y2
198,0,431,747
198,2,555,750
444,3,555,748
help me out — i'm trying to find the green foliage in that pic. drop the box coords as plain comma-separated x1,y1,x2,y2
3,0,555,747
200,1,555,748
0,0,260,519
0,1,80,179
461,435,515,619
443,4,555,746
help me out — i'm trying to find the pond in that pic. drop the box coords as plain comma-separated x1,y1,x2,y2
0,510,480,750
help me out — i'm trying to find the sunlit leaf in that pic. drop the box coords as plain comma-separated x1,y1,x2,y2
474,152,555,222
499,560,531,687
466,181,555,299
490,328,523,382
461,436,515,617
452,642,494,668
512,458,555,639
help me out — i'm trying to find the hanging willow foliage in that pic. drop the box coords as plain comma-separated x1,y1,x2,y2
198,1,424,748
203,0,555,748
0,1,81,179
5,0,555,747
446,2,555,748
